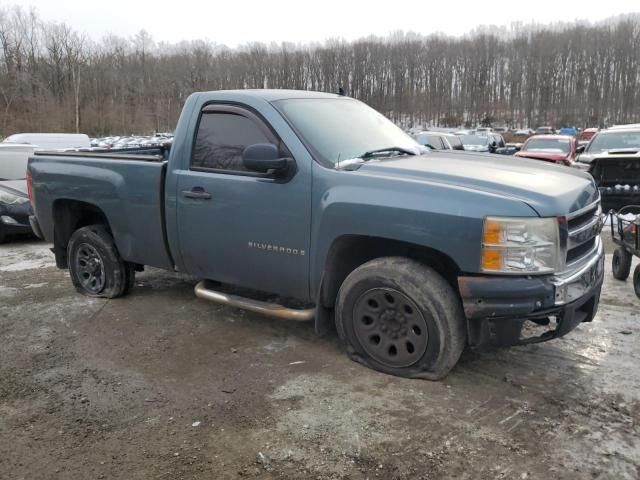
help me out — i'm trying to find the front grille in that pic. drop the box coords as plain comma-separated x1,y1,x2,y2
565,201,601,267
592,158,640,187
566,237,596,263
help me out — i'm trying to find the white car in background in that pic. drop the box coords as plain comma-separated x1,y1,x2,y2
4,133,90,150
0,143,36,180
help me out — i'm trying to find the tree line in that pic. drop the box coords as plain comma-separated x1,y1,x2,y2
0,5,639,136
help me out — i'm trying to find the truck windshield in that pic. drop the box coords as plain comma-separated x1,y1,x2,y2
274,98,418,166
586,131,640,153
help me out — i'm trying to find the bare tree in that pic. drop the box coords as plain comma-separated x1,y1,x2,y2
0,4,638,136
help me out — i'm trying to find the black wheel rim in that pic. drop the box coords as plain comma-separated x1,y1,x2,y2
75,243,105,294
352,287,428,368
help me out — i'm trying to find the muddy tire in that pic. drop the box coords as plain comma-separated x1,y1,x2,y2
634,265,640,298
335,257,466,380
67,224,134,298
612,247,632,281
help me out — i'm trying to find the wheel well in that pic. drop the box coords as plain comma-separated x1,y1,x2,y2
319,235,461,309
52,199,110,268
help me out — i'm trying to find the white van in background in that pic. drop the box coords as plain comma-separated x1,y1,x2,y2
0,133,90,180
0,144,35,180
3,133,90,150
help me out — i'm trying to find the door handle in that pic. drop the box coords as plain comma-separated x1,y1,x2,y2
182,188,212,200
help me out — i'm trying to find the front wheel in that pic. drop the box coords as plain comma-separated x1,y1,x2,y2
335,257,466,380
612,247,632,281
67,225,134,298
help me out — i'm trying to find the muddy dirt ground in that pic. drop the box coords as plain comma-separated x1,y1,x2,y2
1,238,638,479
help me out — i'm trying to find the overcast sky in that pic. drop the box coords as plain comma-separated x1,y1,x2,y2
18,0,640,46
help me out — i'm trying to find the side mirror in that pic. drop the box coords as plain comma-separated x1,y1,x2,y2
576,145,585,154
514,144,522,151
242,143,290,174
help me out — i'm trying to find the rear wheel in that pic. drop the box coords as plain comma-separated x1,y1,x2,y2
335,257,466,380
612,247,632,281
67,225,134,298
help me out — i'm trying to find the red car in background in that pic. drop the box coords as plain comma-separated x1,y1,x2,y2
514,135,579,166
579,128,598,142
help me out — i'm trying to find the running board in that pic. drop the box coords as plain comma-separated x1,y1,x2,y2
194,281,315,322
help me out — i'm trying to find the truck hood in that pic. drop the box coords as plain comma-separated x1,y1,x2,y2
515,151,568,162
358,151,598,217
582,149,640,163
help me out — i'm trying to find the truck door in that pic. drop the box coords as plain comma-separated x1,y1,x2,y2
175,104,311,301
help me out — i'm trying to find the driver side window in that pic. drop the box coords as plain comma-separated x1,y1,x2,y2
192,112,275,172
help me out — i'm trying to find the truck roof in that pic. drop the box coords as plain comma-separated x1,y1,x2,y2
198,89,345,102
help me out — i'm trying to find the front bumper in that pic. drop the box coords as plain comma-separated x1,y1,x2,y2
458,241,604,349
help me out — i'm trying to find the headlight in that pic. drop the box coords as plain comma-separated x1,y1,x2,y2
481,216,561,274
0,189,29,205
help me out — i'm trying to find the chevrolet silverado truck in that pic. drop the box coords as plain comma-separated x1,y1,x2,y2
28,90,605,380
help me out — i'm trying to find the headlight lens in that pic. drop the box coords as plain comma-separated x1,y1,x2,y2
0,189,29,205
481,216,561,274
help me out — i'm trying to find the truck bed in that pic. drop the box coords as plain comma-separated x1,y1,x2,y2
29,151,173,270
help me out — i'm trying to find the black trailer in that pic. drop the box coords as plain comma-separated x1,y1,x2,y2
610,206,640,297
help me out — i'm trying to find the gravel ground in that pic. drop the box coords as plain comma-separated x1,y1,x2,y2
0,238,638,479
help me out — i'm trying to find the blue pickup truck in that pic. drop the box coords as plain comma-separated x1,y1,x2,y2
28,90,605,379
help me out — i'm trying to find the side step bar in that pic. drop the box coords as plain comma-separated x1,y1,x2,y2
194,281,315,322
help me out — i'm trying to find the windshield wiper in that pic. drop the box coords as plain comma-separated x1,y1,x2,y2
335,146,417,171
360,146,417,159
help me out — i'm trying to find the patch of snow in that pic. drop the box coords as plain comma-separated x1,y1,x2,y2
0,286,18,297
0,241,55,272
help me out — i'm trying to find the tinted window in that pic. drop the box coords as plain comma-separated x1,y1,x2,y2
192,113,272,171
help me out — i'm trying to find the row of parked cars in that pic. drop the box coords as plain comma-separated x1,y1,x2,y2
411,124,640,211
414,130,511,155
90,134,174,149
